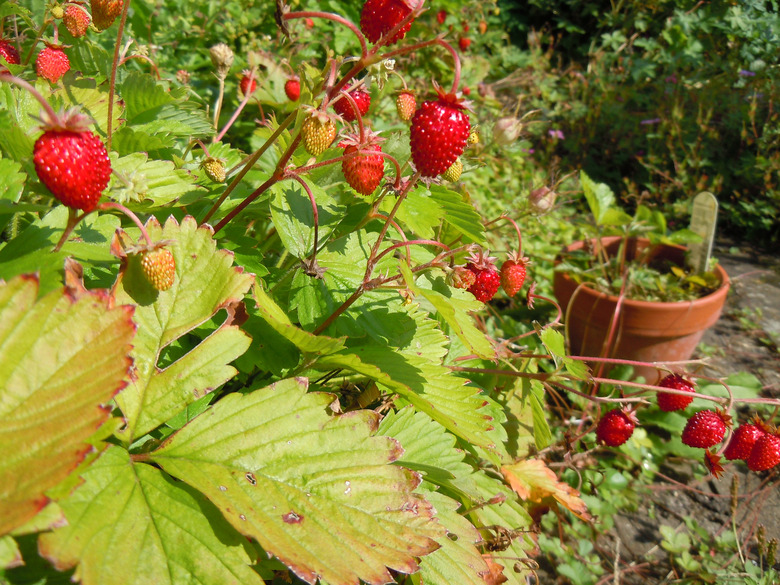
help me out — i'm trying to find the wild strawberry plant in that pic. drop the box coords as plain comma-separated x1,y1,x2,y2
0,1,779,584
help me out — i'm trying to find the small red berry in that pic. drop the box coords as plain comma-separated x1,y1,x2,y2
500,255,528,297
305,18,314,29
0,39,21,66
436,10,447,25
724,423,767,461
360,0,414,45
63,5,91,38
746,432,780,472
410,90,470,177
239,72,257,96
285,77,300,101
681,410,729,449
656,374,696,412
36,46,70,83
464,252,500,303
450,265,476,290
458,37,471,51
341,141,385,196
33,112,111,212
333,89,371,122
596,408,636,447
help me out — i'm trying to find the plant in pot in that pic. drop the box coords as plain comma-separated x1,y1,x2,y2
552,171,730,382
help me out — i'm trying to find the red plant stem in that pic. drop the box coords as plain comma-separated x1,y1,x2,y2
212,174,277,234
499,214,523,255
117,54,160,79
214,69,256,143
287,174,319,263
99,202,152,245
312,286,365,336
371,212,409,263
377,151,403,189
0,74,59,122
201,110,296,226
340,89,366,142
294,152,359,175
379,37,462,94
53,208,90,252
22,18,51,66
365,171,420,280
107,0,132,149
284,11,367,57
373,239,451,265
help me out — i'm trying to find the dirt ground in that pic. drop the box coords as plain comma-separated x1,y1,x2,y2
534,240,780,583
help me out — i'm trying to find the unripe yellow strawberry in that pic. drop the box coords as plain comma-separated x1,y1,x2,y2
301,114,337,156
202,157,226,183
442,158,463,182
141,248,176,291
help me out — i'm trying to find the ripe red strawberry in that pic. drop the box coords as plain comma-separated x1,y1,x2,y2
36,46,70,83
465,251,500,303
459,37,471,51
500,254,528,297
305,18,314,29
285,77,300,101
239,71,257,96
746,432,780,472
141,248,176,291
360,0,414,45
410,88,470,177
396,90,416,121
64,5,91,38
33,111,112,212
436,10,447,25
333,89,371,122
724,423,767,461
681,410,729,449
340,133,385,196
596,408,636,447
656,374,696,411
0,39,20,66
301,112,337,156
91,0,123,30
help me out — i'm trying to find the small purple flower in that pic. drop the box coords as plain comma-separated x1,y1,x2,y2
640,118,661,126
521,148,535,154
738,69,756,77
665,74,678,84
548,129,565,140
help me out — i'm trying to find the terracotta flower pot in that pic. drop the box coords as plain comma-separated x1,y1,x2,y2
552,237,730,382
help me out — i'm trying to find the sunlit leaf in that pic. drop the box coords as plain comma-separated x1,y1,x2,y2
0,274,134,535
151,378,443,585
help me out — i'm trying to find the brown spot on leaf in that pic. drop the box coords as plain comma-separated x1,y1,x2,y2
245,472,257,485
282,511,303,524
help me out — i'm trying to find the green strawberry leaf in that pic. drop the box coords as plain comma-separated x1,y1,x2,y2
270,179,347,260
391,185,443,240
0,273,134,536
110,152,205,208
417,490,490,585
0,158,26,202
112,215,254,441
151,378,443,585
53,77,124,137
38,446,263,585
0,207,120,297
0,535,22,570
399,263,496,360
428,185,487,246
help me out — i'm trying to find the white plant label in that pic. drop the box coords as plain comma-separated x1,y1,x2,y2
688,191,718,273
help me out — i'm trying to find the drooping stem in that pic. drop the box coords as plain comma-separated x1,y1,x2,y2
117,54,160,79
284,11,367,58
0,73,59,122
214,69,257,142
201,110,296,226
107,0,132,149
53,208,89,252
379,37,462,94
212,76,226,130
500,214,523,255
99,201,152,245
287,174,320,264
373,239,450,265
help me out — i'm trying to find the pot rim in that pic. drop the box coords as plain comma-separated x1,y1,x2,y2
554,236,731,307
